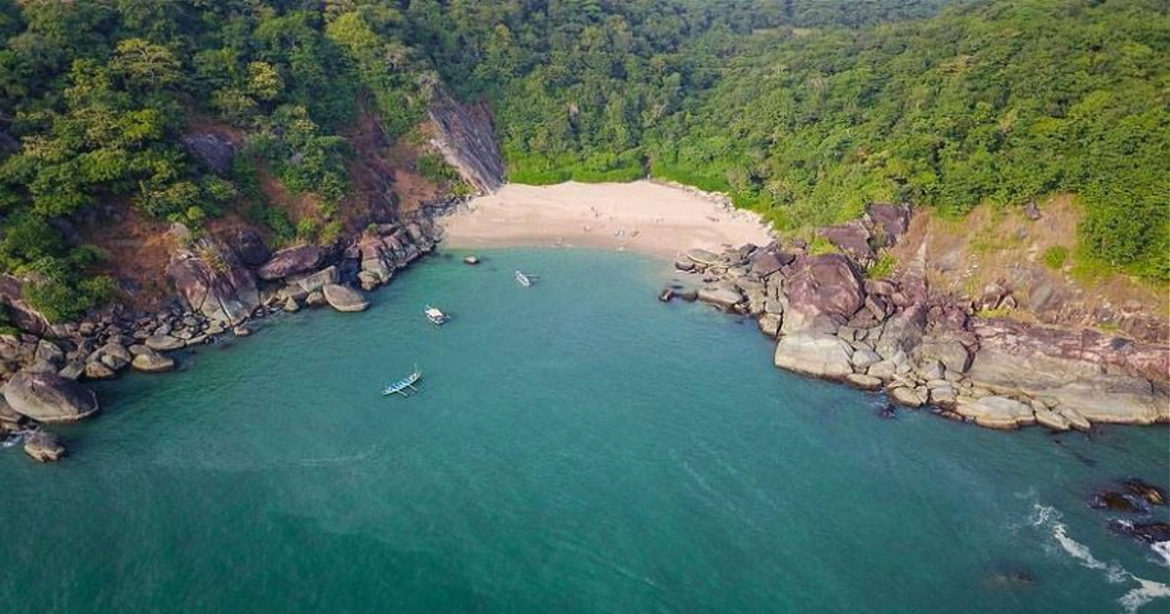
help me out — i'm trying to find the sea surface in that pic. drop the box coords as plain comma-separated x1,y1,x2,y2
1,249,1167,613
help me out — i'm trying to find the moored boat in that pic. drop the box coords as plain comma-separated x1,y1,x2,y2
424,305,448,325
383,367,422,397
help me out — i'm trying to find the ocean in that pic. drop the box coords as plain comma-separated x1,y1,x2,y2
1,249,1166,613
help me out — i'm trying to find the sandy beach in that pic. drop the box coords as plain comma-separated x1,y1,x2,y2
438,181,774,259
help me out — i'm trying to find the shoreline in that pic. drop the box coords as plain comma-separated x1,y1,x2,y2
2,181,1167,463
437,181,774,260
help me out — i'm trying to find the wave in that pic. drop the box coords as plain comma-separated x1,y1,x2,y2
1030,504,1170,613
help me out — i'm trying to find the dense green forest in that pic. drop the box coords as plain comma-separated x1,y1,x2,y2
0,0,1165,323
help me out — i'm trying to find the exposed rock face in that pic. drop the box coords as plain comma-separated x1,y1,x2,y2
2,372,98,423
780,254,865,333
322,284,369,312
819,220,875,263
233,228,271,267
181,132,236,175
257,245,327,281
866,202,911,245
667,206,1169,433
167,229,260,327
0,275,51,335
428,89,505,193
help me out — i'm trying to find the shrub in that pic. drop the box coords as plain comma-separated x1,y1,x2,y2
1043,245,1069,270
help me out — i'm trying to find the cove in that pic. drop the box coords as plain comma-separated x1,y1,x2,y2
1,249,1166,613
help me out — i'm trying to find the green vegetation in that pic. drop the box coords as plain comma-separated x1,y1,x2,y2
0,0,1165,325
1043,245,1069,270
867,254,898,280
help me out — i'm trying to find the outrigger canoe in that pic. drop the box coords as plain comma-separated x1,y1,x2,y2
383,367,422,397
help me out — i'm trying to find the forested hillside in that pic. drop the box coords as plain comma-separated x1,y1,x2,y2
0,0,1165,326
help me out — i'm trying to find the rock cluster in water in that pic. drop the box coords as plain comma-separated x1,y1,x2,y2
665,202,1169,431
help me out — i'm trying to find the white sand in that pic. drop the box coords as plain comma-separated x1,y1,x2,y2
439,181,774,260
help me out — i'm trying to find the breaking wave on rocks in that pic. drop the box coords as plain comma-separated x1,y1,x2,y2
1029,504,1170,613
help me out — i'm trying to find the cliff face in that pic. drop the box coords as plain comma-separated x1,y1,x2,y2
427,89,505,194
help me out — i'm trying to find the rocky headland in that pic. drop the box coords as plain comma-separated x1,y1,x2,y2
667,202,1169,432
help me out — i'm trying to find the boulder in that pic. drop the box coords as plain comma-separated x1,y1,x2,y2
749,246,793,277
283,296,301,312
686,249,721,266
0,275,51,335
955,396,1035,430
145,334,185,352
757,313,781,338
131,348,175,373
58,361,85,381
889,386,925,408
322,284,369,312
819,220,875,262
867,360,897,380
780,254,865,333
233,326,251,337
915,337,971,374
287,266,339,295
181,132,236,174
167,226,260,326
1034,407,1071,431
257,245,327,281
99,342,132,370
845,373,883,391
774,333,854,380
1058,407,1092,431
850,348,881,370
233,228,271,267
866,202,911,245
2,372,98,423
34,340,65,367
697,285,743,309
24,430,65,462
85,360,117,380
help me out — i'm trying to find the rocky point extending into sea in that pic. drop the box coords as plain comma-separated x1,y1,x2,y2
665,202,1169,432
0,211,442,461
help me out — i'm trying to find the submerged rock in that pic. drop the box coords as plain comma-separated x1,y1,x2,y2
1090,491,1142,513
1123,479,1166,506
2,372,98,423
23,430,65,462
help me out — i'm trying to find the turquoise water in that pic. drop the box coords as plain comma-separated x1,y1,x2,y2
1,250,1167,613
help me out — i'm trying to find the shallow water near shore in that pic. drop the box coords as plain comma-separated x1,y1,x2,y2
1,249,1167,613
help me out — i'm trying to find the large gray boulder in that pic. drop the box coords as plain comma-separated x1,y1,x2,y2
697,285,743,309
2,372,98,423
322,284,369,312
131,347,175,373
774,333,854,380
181,132,236,175
955,396,1035,430
819,220,875,263
287,266,339,295
257,245,327,281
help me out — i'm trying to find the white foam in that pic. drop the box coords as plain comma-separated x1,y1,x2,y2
1153,542,1170,568
1030,504,1170,613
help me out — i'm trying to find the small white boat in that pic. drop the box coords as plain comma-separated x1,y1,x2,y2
424,305,448,325
514,270,533,287
383,367,422,397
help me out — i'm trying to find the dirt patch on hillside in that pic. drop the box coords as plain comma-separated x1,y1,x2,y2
890,195,1168,343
